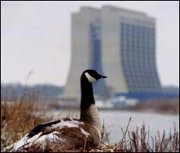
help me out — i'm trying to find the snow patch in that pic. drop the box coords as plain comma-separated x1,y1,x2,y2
13,132,42,151
80,128,90,137
37,131,64,143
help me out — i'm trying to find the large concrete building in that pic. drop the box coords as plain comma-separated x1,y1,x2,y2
63,6,162,100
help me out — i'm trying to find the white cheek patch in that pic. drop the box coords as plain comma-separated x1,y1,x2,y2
85,72,96,83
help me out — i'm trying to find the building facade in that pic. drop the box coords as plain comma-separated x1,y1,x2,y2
62,6,162,100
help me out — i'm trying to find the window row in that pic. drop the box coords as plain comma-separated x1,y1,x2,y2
121,23,155,34
126,78,160,88
121,30,155,37
121,37,155,44
121,47,155,52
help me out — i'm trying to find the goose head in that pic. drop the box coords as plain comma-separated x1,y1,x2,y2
82,69,107,83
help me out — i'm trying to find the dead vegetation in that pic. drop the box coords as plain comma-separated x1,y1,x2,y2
113,120,179,152
130,98,179,114
1,91,179,152
1,90,49,150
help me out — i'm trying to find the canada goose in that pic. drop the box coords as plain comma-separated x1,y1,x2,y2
5,69,107,152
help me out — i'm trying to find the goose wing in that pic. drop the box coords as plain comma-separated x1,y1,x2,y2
5,118,91,152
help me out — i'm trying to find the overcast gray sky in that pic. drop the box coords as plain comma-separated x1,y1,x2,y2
1,1,179,87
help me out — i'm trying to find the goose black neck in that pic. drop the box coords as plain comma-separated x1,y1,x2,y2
80,76,95,110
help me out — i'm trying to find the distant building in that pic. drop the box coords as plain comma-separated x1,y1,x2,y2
62,6,162,101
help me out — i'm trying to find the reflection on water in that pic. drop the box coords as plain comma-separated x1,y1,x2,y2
47,110,179,144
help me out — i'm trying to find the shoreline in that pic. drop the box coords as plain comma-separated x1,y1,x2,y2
45,105,179,116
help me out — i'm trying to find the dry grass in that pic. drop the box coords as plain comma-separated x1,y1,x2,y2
113,120,179,152
131,99,179,114
1,90,49,150
1,92,179,152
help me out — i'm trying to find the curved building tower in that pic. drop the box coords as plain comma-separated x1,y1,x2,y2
101,6,161,100
62,7,109,100
62,6,162,101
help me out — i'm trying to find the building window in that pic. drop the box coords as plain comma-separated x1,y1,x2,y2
120,22,160,93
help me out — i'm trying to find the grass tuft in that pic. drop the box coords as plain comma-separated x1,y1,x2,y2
1,90,48,149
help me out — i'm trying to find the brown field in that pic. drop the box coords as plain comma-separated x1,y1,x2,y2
130,98,179,114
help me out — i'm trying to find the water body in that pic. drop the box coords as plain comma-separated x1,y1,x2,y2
47,110,179,144
99,111,179,144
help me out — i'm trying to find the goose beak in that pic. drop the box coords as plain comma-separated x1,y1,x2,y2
99,75,107,79
96,73,107,80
